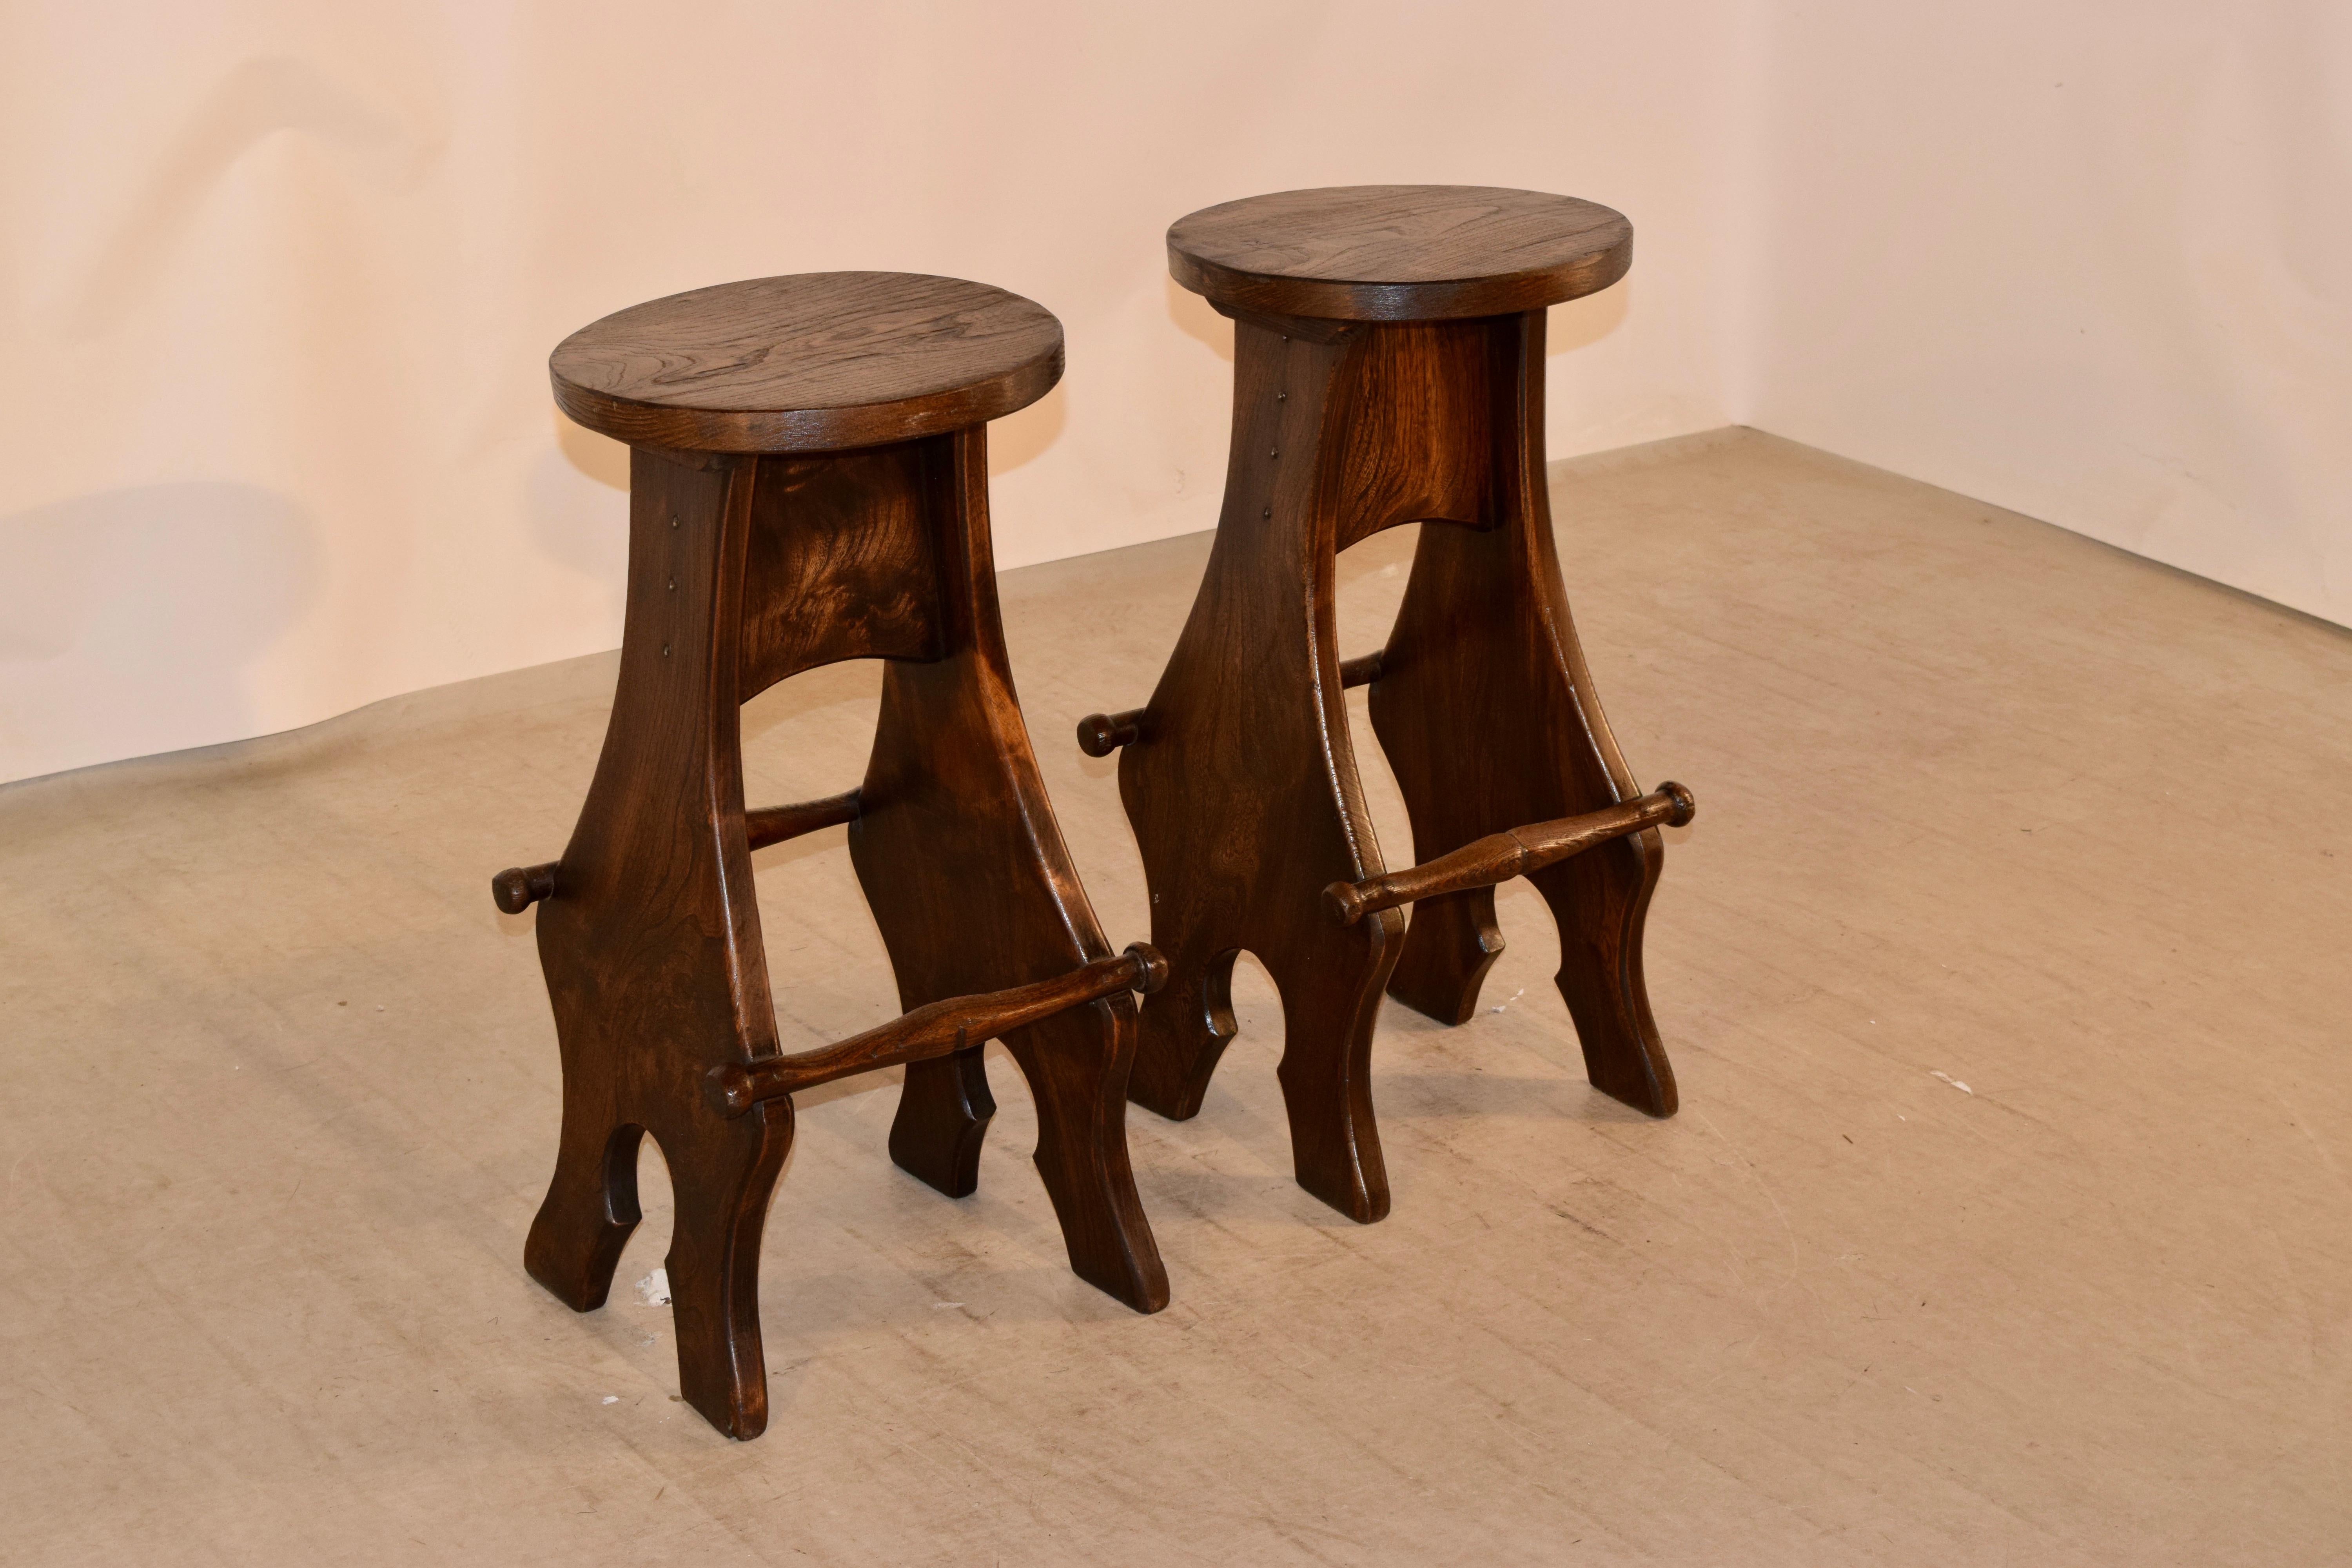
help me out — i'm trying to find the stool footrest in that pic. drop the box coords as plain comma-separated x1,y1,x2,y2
1323,782,1695,926
707,944,1170,1115
745,789,861,851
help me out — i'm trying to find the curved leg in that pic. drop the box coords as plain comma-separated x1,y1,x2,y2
1125,941,1240,1121
1367,310,1679,1116
524,1118,643,1311
850,426,1169,1310
523,449,803,1436
1116,319,1410,1220
1266,920,1402,1222
661,1110,795,1440
1000,998,1171,1311
888,1049,996,1198
1532,830,1675,1115
1380,887,1504,1027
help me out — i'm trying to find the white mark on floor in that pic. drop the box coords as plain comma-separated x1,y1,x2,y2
1931,1071,1974,1094
934,1301,964,1309
1692,1109,1804,1288
635,1267,671,1305
1490,987,1526,1015
601,1395,618,1405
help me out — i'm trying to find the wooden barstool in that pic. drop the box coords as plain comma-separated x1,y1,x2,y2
1079,187,1697,1223
498,272,1169,1440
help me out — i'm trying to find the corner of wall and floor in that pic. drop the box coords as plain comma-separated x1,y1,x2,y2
2,3,2342,788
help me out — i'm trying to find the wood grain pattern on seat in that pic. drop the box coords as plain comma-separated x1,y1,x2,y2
551,272,1063,453
1168,185,1631,321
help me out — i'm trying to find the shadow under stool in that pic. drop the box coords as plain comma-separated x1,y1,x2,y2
495,271,1170,1439
1079,186,1697,1224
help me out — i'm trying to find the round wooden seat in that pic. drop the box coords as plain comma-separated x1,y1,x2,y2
550,271,1062,454
1167,185,1631,323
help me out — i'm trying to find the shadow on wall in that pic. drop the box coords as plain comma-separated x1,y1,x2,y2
988,383,1067,477
1161,272,1633,363
0,483,321,784
57,56,434,338
1165,278,1236,362
1551,282,1630,356
528,412,632,625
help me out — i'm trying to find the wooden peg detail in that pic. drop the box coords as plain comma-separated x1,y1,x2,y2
491,862,559,914
1076,708,1146,757
708,946,1167,1115
1325,784,1694,926
1082,656,1375,762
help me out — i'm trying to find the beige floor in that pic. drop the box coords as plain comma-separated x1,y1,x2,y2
4,430,2348,1566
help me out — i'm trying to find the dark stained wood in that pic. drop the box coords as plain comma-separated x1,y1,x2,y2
709,945,1166,1112
519,446,788,1441
1168,186,1631,322
743,789,860,852
737,441,945,689
1112,316,1407,1223
551,272,1062,454
510,279,1163,1442
1098,191,1688,1220
1080,652,1380,757
490,861,558,914
850,425,1167,1308
1367,307,1683,1111
1076,708,1143,758
1325,784,1695,926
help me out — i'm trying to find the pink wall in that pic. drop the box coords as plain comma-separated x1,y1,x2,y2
0,1,1746,782
6,1,2341,784
1740,1,2351,630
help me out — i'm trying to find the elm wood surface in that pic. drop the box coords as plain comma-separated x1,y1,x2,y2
512,278,1163,1441
1104,189,1687,1222
1167,185,1632,322
550,272,1063,454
